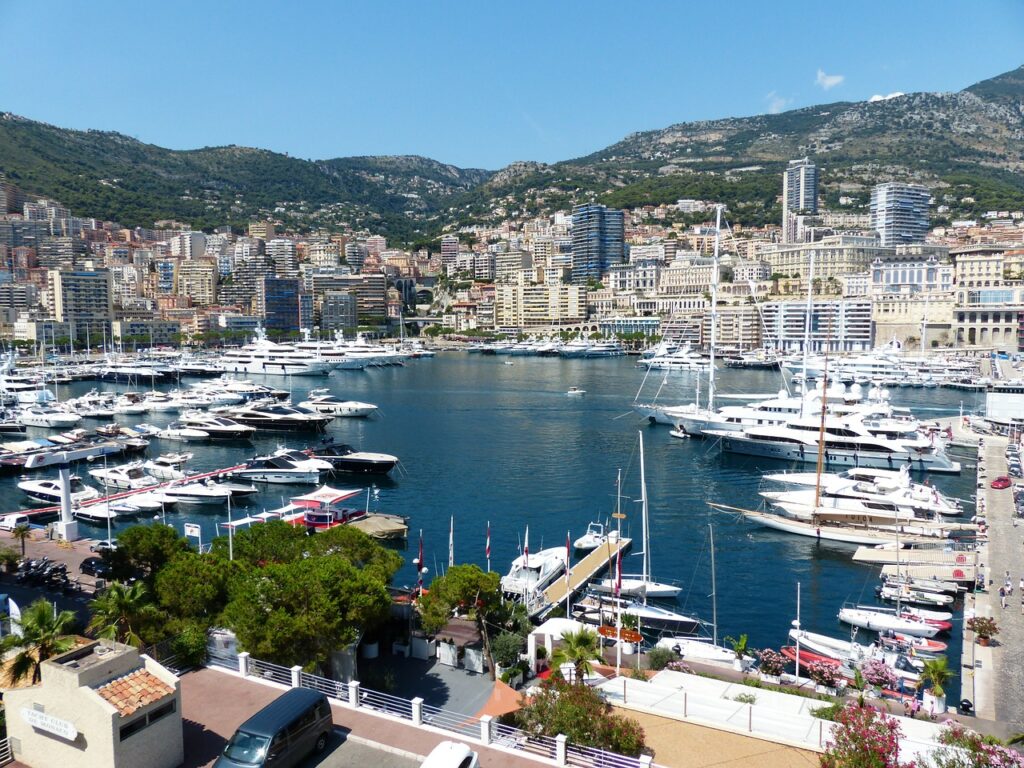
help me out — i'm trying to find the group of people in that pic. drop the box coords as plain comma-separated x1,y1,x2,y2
997,571,1024,612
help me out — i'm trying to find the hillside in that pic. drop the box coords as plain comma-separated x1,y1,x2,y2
1,65,1023,240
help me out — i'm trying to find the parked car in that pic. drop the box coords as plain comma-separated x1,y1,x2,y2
421,741,480,768
991,476,1012,489
89,538,118,553
80,557,111,578
215,688,332,768
0,514,31,531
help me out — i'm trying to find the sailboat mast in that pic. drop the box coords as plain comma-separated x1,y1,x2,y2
813,318,833,509
800,252,816,417
709,523,718,646
708,205,721,413
638,430,649,585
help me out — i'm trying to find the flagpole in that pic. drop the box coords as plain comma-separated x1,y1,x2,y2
564,530,571,618
448,516,454,569
615,547,622,677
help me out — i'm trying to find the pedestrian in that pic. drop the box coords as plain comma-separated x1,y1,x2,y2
1020,592,1024,616
1019,576,1023,594
1000,586,1008,609
911,698,921,719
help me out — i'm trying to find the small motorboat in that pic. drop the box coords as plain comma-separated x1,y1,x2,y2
87,461,159,491
566,387,586,396
298,389,378,418
162,480,232,506
142,452,193,481
210,480,260,500
73,501,140,524
573,521,616,551
669,428,690,440
838,606,940,638
19,476,100,505
231,456,321,485
119,491,178,513
157,422,210,442
877,584,954,607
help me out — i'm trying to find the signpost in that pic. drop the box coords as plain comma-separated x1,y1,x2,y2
183,523,202,552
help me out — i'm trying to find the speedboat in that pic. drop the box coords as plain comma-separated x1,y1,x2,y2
573,521,615,551
73,501,141,524
19,476,100,505
112,394,149,415
231,455,322,484
210,480,260,500
298,389,378,418
117,491,177,513
225,403,333,432
838,606,940,638
87,461,159,491
157,422,210,442
177,412,256,440
142,452,192,481
307,442,398,475
142,392,180,413
270,448,334,474
17,405,82,429
501,546,568,603
162,481,233,506
566,387,586,396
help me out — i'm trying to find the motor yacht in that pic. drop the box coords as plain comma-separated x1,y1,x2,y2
177,412,256,440
219,329,334,376
584,341,624,358
500,546,568,603
225,403,332,432
297,389,378,418
98,361,170,383
307,442,398,475
87,461,159,491
270,448,334,474
17,405,82,429
141,452,193,481
231,455,322,484
142,392,180,413
558,340,592,358
162,480,232,506
157,422,210,442
19,475,100,505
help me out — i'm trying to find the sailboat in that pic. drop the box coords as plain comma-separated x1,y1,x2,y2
592,432,680,598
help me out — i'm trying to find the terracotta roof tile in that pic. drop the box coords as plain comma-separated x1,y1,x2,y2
95,668,174,717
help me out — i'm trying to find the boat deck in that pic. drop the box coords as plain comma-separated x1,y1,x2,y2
852,547,978,566
879,563,977,584
540,536,631,615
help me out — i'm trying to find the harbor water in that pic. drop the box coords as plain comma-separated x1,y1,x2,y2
3,354,985,698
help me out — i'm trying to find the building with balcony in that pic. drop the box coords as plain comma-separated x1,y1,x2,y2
571,203,624,285
760,298,873,352
870,182,930,247
47,269,114,342
494,283,586,330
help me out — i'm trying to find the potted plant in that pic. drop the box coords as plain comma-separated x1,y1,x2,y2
920,657,954,715
620,614,640,655
966,616,999,646
807,661,841,694
860,659,898,697
725,634,752,672
492,632,524,678
756,648,785,683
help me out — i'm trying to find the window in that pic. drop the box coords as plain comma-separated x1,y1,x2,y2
119,699,177,741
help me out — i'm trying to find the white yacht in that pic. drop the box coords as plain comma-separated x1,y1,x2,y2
704,413,961,473
558,340,592,358
162,480,232,506
225,402,333,432
19,476,100,505
298,389,378,418
639,345,709,371
87,461,159,491
142,452,193,481
838,606,941,638
157,422,210,442
501,544,568,606
178,412,256,440
17,405,82,429
231,455,322,484
270,448,334,474
142,391,180,412
585,341,624,358
219,329,335,376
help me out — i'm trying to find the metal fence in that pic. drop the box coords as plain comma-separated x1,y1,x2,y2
207,648,239,672
249,658,292,686
421,703,480,740
567,743,650,768
0,737,11,766
300,671,348,702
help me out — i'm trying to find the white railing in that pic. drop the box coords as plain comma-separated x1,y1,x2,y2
0,737,11,765
217,650,659,767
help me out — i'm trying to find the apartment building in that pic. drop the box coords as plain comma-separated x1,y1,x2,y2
174,260,218,306
47,269,114,341
760,298,873,352
494,283,586,330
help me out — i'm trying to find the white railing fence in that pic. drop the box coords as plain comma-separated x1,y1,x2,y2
0,737,12,765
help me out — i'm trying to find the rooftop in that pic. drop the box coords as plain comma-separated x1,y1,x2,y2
95,668,174,717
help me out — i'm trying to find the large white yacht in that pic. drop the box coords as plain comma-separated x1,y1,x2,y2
219,329,335,376
500,545,568,613
704,414,961,473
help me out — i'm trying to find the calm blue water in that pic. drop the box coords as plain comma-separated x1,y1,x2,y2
7,355,985,696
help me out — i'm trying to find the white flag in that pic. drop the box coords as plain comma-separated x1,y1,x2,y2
8,597,22,638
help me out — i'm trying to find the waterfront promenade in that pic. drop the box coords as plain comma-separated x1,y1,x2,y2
964,434,1024,733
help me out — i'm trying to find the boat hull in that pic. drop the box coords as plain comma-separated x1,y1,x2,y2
716,435,960,474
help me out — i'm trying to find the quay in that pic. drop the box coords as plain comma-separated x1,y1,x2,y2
540,535,632,616
963,433,1023,733
852,547,979,566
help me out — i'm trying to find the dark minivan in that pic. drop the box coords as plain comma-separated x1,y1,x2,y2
215,688,333,768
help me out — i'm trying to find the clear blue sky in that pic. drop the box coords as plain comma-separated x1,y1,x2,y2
1,1,1021,169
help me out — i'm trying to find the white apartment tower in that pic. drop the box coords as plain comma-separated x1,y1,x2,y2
870,182,930,247
782,158,818,243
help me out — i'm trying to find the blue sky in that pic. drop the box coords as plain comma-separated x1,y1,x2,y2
1,1,1021,169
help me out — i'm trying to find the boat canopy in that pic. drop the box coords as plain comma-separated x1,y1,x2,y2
291,485,361,508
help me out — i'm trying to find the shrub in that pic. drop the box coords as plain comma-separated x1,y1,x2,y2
666,660,692,674
733,692,757,705
860,659,898,690
811,701,846,721
757,648,786,677
967,616,999,639
807,661,841,689
170,623,208,668
491,632,524,668
820,704,914,768
932,721,1024,768
645,647,678,671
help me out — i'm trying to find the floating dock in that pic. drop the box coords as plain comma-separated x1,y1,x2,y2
852,546,979,566
540,536,632,617
880,563,977,584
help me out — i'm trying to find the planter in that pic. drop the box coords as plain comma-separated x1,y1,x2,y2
438,641,459,668
758,673,782,685
360,640,379,660
463,647,485,674
733,658,752,673
815,684,838,696
391,641,410,658
411,636,435,660
923,690,947,716
978,636,991,647
619,641,636,656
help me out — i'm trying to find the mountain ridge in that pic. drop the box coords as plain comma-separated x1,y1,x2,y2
1,64,1022,239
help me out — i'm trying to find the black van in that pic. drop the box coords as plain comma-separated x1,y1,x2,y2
215,688,333,767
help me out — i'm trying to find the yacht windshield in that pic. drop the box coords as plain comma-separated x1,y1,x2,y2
222,731,270,764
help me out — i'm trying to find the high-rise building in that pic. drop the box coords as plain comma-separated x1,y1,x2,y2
782,158,818,243
344,242,367,272
174,260,218,305
870,183,930,247
570,203,624,285
262,277,305,333
319,291,358,331
47,269,114,342
267,238,299,277
440,235,460,270
248,220,276,240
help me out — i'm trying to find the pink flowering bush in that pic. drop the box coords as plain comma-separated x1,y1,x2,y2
861,659,899,691
930,720,1024,768
757,648,787,677
820,704,915,768
807,660,841,688
666,660,692,674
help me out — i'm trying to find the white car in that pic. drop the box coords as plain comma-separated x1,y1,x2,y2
90,538,118,553
421,741,479,768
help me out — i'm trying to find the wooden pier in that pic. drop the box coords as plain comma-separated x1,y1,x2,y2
540,536,632,616
879,563,977,584
852,546,978,566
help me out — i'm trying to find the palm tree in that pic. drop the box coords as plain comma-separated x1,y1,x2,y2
0,599,76,685
87,581,162,648
551,628,603,685
11,523,32,558
920,656,955,699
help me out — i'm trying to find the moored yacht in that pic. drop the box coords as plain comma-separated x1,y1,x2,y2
308,441,398,475
19,475,100,505
231,455,322,484
225,403,332,432
501,546,569,610
178,412,256,440
87,461,159,491
219,329,335,376
142,452,193,481
17,405,82,429
297,389,378,418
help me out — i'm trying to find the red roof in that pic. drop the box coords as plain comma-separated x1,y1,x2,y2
95,668,174,717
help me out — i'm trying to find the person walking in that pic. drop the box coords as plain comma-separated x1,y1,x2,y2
999,585,1007,609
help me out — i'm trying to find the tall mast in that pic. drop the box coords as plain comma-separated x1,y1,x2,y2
813,317,833,509
800,251,816,417
708,205,721,412
638,430,649,585
709,523,718,646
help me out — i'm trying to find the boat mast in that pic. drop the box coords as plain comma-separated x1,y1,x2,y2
709,523,718,646
813,318,833,510
708,205,721,412
638,430,649,589
800,251,816,417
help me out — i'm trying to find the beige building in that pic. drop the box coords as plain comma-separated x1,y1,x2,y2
872,294,956,349
764,235,890,280
659,255,715,295
5,640,183,768
174,259,218,306
47,269,114,341
494,283,586,330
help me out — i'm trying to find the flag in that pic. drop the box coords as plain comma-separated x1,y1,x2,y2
614,548,622,598
417,529,424,595
523,525,529,568
448,516,454,568
485,521,491,560
8,598,22,639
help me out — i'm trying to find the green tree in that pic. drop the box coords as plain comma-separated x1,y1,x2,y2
920,656,955,700
307,525,402,583
87,581,165,647
1,599,77,685
10,523,32,558
107,524,190,581
222,555,391,671
515,675,648,757
419,564,502,680
154,552,231,621
213,520,308,566
551,628,603,685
